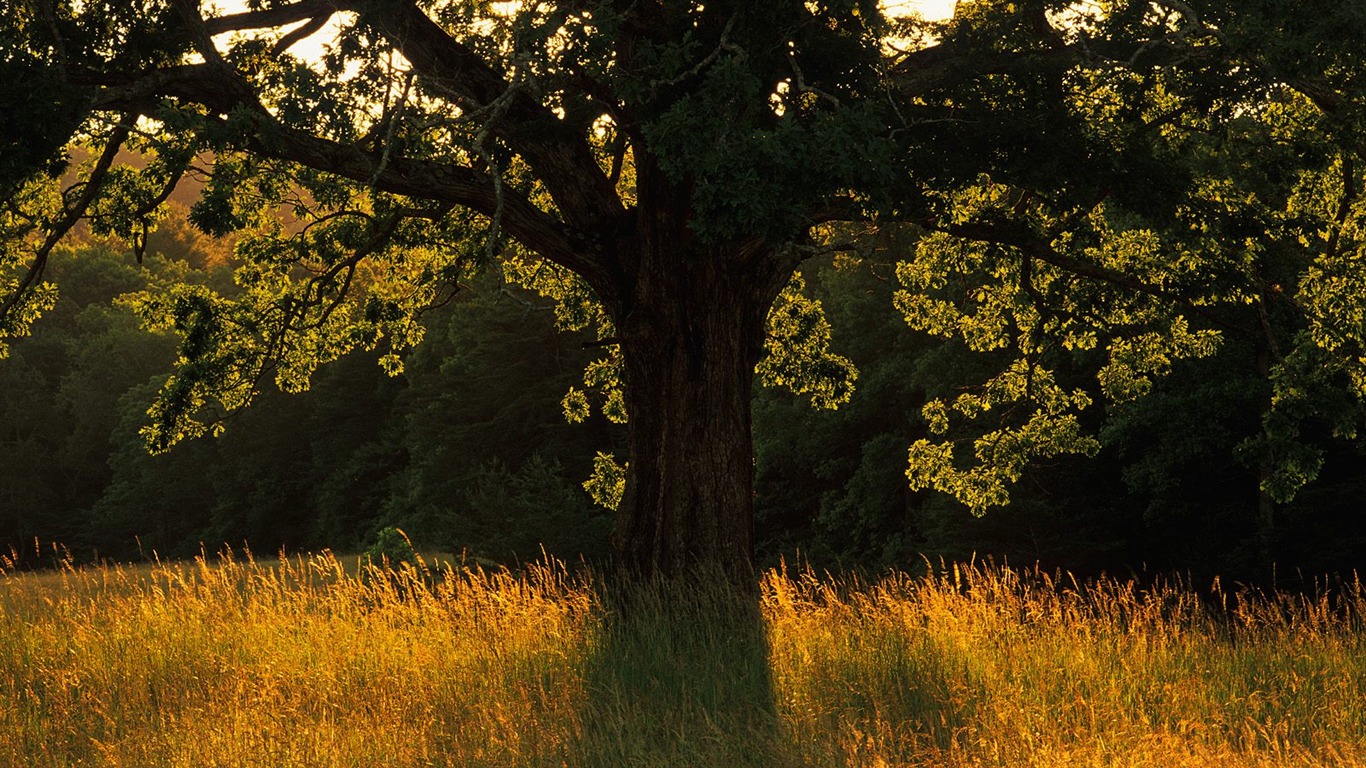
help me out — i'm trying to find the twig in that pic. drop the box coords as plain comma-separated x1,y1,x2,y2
0,118,133,325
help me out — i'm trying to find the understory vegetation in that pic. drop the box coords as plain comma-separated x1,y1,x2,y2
3,552,1364,767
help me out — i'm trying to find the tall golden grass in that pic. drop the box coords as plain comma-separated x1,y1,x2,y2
1,549,1363,767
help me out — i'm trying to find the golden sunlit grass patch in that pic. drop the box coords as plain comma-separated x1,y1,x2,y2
1,551,1364,766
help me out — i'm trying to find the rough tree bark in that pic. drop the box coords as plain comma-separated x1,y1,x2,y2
611,254,792,579
603,163,796,580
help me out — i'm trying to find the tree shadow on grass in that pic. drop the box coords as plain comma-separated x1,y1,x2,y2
567,572,800,768
556,567,989,767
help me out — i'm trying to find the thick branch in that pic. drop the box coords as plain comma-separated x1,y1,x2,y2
892,33,1221,99
204,0,340,35
342,0,624,230
273,15,331,56
191,0,624,269
939,220,1156,293
1285,78,1366,164
930,218,1259,336
87,64,610,285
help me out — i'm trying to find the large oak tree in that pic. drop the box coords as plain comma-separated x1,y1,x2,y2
3,0,1364,577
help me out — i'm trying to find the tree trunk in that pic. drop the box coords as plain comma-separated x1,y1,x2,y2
609,246,790,581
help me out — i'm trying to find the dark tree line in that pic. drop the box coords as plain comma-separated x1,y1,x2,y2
2,228,617,565
6,226,1366,582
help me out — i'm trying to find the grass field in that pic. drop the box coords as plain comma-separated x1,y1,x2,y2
2,549,1364,767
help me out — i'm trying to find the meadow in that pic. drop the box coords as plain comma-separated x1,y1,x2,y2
2,548,1364,767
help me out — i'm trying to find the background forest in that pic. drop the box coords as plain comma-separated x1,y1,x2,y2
6,203,1365,582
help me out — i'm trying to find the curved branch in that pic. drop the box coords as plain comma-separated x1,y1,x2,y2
0,118,132,326
891,32,1222,100
204,0,340,35
177,0,624,277
931,218,1260,337
87,63,612,287
344,0,624,230
272,14,331,56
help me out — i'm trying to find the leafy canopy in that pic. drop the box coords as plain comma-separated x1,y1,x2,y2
2,0,1365,514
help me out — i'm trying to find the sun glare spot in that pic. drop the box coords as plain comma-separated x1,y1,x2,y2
882,0,956,21
770,80,791,117
592,114,615,139
209,0,346,62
